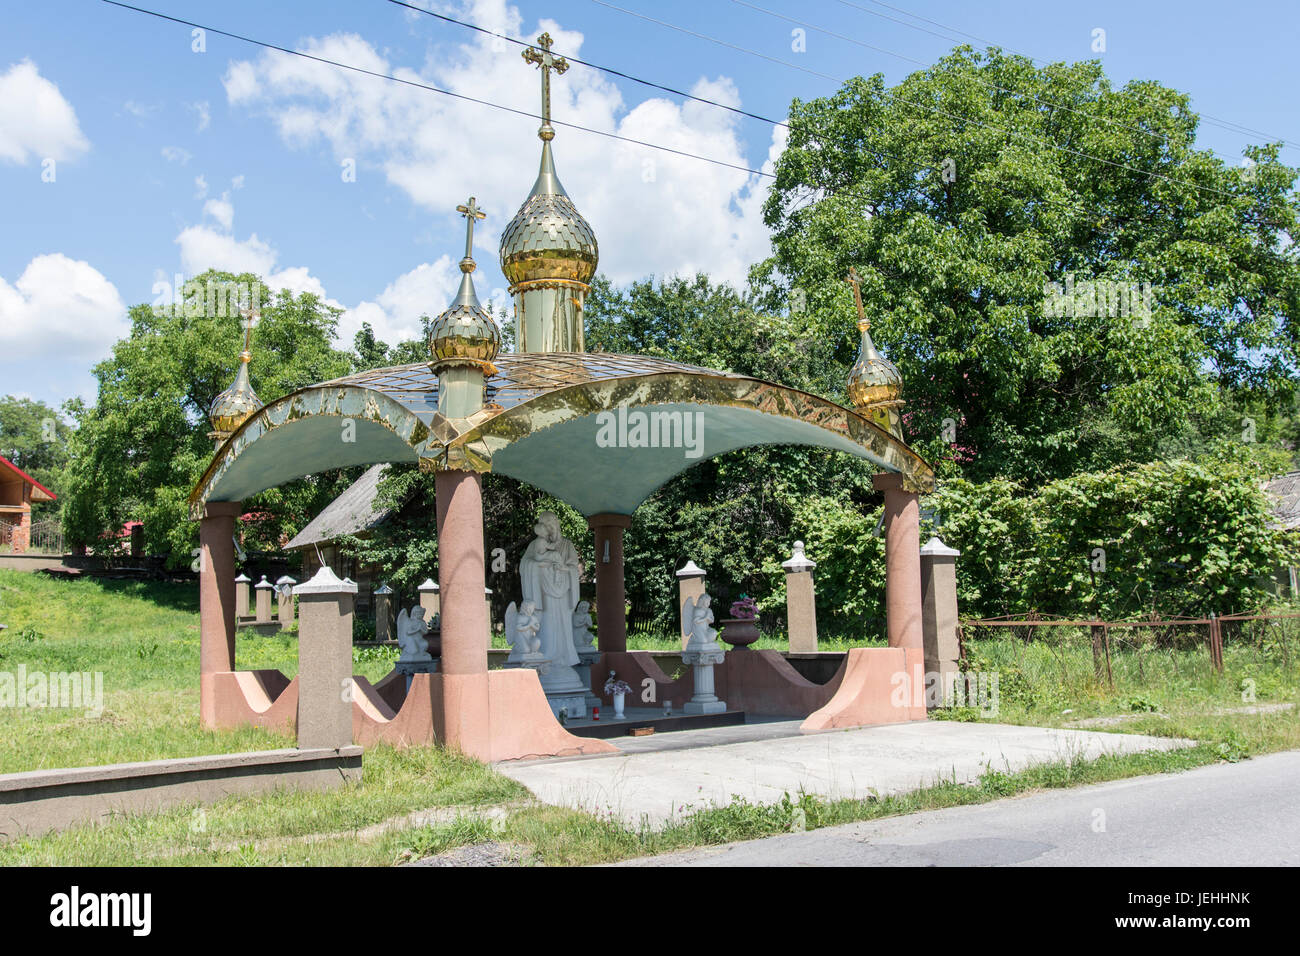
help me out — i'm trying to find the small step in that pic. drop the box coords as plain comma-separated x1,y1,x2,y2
564,707,745,739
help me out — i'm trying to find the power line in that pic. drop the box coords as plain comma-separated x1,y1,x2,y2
836,0,1300,151
597,0,1237,202
385,0,789,130
733,0,1209,158
98,1,1268,254
99,0,776,179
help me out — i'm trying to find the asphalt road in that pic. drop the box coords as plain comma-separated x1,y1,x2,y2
619,750,1300,866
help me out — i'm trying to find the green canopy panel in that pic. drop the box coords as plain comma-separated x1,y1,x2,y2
190,353,933,519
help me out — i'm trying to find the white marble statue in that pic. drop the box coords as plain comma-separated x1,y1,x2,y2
571,600,596,654
681,591,726,714
395,606,432,663
518,511,581,669
682,593,719,651
505,600,544,662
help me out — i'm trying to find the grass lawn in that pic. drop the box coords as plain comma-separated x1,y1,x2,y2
1,569,1297,865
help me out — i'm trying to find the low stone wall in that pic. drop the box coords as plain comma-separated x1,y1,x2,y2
0,553,68,572
0,746,362,840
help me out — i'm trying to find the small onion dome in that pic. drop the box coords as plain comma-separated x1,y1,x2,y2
847,316,903,411
428,255,500,372
208,349,262,439
499,140,598,287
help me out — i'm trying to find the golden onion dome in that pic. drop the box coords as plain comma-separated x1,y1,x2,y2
208,348,262,440
847,317,904,409
428,254,500,372
499,140,598,287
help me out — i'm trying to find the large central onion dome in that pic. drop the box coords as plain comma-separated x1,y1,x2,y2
499,140,599,287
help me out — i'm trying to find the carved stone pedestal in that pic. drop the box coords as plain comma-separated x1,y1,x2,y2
683,645,727,715
529,662,588,720
575,646,601,714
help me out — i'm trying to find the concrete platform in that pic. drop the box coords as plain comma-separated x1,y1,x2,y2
497,720,1193,828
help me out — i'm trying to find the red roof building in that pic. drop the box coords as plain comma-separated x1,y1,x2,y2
0,456,56,553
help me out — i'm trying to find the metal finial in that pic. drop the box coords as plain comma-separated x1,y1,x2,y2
237,300,260,360
846,267,868,331
455,196,487,272
522,32,569,141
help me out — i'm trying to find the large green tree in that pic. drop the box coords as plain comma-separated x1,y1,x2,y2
61,271,358,565
0,395,71,493
758,46,1300,481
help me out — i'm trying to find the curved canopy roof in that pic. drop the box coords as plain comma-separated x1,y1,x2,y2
190,352,933,519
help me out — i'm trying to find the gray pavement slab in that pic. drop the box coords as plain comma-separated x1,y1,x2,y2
497,719,1192,828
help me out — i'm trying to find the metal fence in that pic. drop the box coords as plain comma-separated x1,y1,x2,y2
959,610,1300,690
27,519,63,554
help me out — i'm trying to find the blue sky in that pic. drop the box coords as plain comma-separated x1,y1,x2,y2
2,0,1296,409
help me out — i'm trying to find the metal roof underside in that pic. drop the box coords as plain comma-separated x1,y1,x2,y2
191,352,934,519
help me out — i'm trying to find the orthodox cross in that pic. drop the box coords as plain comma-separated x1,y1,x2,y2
522,32,569,138
456,196,486,260
845,266,869,329
239,301,259,357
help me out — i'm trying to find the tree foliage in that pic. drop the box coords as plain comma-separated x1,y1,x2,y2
60,271,358,564
758,47,1300,482
0,395,70,493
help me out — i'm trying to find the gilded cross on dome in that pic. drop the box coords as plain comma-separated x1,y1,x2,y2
845,266,869,331
456,196,487,265
522,32,569,141
238,300,259,359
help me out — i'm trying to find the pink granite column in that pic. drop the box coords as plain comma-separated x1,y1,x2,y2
199,500,241,728
873,473,923,650
435,470,490,755
587,513,631,653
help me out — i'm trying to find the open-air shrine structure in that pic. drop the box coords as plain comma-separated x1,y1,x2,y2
191,35,961,763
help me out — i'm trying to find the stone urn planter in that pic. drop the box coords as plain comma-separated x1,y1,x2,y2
719,618,760,649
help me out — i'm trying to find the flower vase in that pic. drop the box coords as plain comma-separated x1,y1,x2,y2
720,617,761,649
613,692,626,720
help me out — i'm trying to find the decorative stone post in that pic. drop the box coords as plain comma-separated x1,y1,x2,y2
234,573,251,620
873,473,923,650
374,583,394,643
276,575,296,627
676,560,706,650
919,536,961,707
418,578,440,620
199,501,241,729
783,541,818,653
294,565,356,750
588,514,632,652
254,575,273,625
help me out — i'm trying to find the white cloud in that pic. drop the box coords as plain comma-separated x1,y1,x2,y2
193,174,208,199
220,2,782,288
176,224,277,277
122,100,157,120
190,100,211,132
161,145,192,164
0,254,128,362
340,258,466,346
231,174,245,190
0,60,89,164
203,191,234,230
